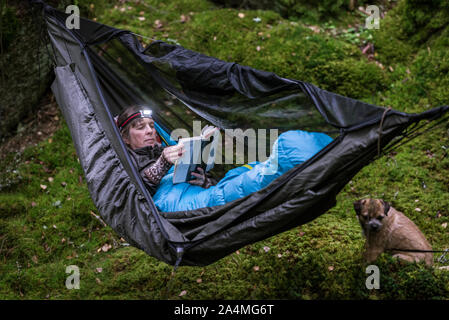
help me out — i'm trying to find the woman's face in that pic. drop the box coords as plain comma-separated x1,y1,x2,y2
124,118,159,149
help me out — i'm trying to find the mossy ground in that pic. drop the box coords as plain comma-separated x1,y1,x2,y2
1,0,449,300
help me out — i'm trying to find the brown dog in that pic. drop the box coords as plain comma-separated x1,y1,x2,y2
354,198,433,266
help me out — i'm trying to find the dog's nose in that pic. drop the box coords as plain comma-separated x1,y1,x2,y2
368,221,381,232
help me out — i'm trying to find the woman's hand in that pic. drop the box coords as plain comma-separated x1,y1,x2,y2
188,167,217,189
162,143,185,164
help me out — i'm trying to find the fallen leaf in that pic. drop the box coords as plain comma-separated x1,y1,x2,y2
154,20,163,29
179,290,187,297
375,61,384,70
32,255,38,264
235,250,240,255
328,266,334,271
66,251,78,259
196,278,202,284
442,223,448,229
415,208,422,212
180,14,189,23
256,46,261,51
277,254,282,258
40,184,47,190
96,278,102,284
96,268,103,273
307,25,320,33
138,16,145,21
253,266,260,271
238,12,245,18
139,11,144,15
61,182,67,187
101,243,112,252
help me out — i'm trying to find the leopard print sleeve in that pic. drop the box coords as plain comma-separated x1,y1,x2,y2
143,153,172,185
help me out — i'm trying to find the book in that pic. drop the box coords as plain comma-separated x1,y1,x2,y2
172,125,220,184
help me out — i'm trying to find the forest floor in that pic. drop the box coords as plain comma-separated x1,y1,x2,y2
1,0,449,300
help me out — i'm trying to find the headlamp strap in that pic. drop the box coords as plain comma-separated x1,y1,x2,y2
118,109,153,130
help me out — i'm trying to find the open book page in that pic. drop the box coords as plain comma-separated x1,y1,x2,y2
172,126,219,184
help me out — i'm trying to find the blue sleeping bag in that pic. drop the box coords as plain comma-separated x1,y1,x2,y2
153,130,333,212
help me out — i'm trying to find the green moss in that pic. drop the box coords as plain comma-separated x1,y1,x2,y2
371,2,415,65
0,194,28,218
0,5,20,51
1,0,449,300
212,0,378,25
401,0,449,45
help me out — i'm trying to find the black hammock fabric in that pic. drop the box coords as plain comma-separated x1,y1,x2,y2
33,1,449,266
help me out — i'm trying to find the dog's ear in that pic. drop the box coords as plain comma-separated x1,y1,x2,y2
382,200,390,216
353,200,362,215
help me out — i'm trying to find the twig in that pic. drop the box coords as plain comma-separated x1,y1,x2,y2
0,236,6,255
90,211,107,227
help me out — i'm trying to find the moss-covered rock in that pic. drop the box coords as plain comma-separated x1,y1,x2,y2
188,10,389,98
0,4,19,51
371,1,415,65
401,0,449,45
0,2,53,141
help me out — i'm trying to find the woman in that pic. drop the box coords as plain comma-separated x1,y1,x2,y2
117,106,333,212
116,106,216,196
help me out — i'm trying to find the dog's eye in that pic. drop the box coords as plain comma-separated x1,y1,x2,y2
378,215,384,220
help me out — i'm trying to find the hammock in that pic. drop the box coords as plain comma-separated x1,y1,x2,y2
31,1,449,267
